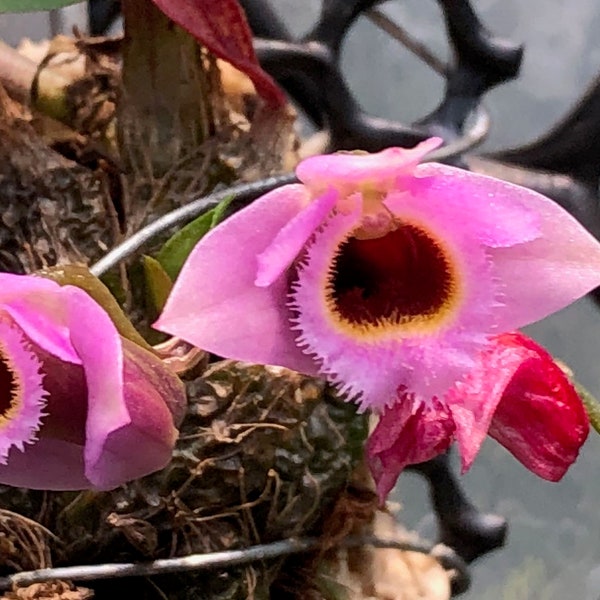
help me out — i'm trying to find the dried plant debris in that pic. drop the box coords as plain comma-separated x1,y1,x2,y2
2,581,94,600
1,32,296,279
0,363,452,599
67,37,120,144
328,513,451,600
0,510,54,573
18,35,119,148
0,362,371,599
0,107,117,273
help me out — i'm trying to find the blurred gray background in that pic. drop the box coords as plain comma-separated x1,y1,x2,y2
1,1,600,598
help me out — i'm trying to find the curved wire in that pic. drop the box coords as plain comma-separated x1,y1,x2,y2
0,533,470,595
429,104,489,160
90,174,298,277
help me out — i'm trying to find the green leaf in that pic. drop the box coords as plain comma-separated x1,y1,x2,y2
142,255,173,314
576,382,600,435
0,0,81,12
157,194,234,280
558,359,600,435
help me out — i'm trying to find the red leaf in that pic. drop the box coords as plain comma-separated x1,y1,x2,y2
487,332,589,482
151,0,286,108
449,331,589,481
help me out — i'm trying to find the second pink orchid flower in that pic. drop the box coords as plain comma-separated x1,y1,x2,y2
0,274,185,491
156,138,600,497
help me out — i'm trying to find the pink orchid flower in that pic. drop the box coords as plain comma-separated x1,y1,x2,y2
156,138,600,491
0,274,185,491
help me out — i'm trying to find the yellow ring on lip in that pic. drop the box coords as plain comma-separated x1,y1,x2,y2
324,220,463,340
0,351,22,429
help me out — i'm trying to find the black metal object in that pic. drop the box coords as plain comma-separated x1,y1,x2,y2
88,0,121,36
408,454,507,564
243,0,522,152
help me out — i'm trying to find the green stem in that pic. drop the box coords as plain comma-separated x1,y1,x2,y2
119,0,214,176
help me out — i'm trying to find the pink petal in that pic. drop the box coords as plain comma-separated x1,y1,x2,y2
255,189,337,287
0,314,47,464
0,437,89,490
122,340,187,428
156,184,318,374
367,396,455,501
379,190,503,400
487,333,589,481
446,335,528,473
489,201,600,329
413,163,600,331
63,285,131,488
0,309,90,490
87,339,182,490
296,138,443,195
0,286,184,491
411,163,541,248
290,203,413,407
32,345,88,446
0,274,79,364
0,316,90,490
447,332,589,480
68,287,183,490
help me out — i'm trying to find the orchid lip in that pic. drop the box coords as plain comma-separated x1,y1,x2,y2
0,357,21,425
325,218,462,340
0,314,47,463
